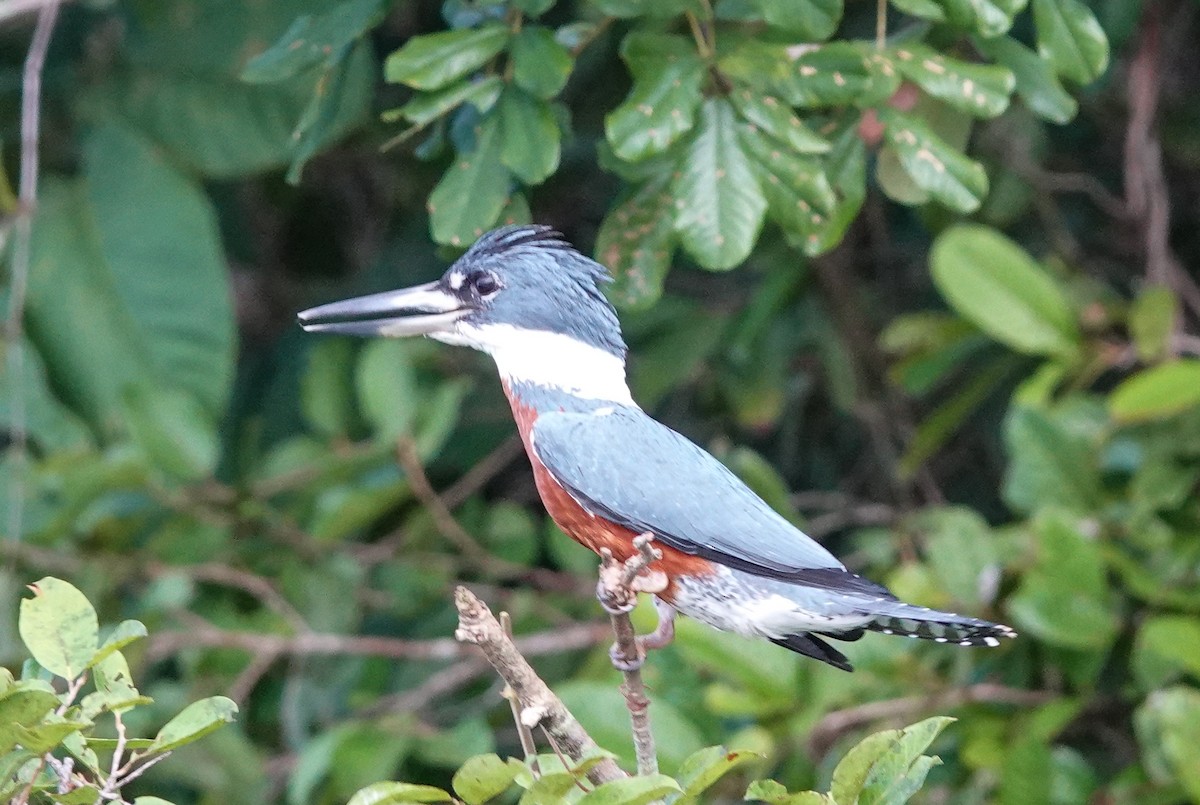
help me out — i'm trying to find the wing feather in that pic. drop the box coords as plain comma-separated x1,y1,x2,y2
531,407,845,579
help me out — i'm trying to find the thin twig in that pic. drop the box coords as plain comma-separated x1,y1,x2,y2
440,435,525,509
501,612,540,767
808,683,1054,757
453,586,627,785
4,0,59,559
358,658,489,717
875,0,887,50
596,534,664,777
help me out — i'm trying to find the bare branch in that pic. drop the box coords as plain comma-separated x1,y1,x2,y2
501,611,540,765
596,534,664,777
453,586,627,785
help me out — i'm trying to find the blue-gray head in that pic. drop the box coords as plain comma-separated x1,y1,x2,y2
298,226,633,404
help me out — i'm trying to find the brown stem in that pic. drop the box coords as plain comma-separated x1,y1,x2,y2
453,586,627,784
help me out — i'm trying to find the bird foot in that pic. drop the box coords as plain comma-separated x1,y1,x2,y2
608,641,644,672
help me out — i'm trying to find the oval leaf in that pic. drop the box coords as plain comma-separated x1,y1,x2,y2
497,88,561,184
428,115,511,246
577,774,682,805
348,782,452,805
1109,361,1200,423
596,174,677,309
384,25,509,91
89,620,149,670
878,109,988,212
892,44,1015,118
605,33,705,162
149,696,238,753
19,577,99,680
1032,0,1109,85
511,26,573,99
974,35,1077,124
930,224,1080,357
453,754,519,804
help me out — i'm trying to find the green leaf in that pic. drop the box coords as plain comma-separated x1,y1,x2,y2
497,88,561,183
0,336,92,453
82,121,235,415
1135,687,1200,801
518,771,580,804
740,121,837,243
356,340,418,439
877,109,988,212
606,33,706,162
930,225,1080,357
302,338,359,437
348,782,453,805
729,89,829,153
1032,0,1109,84
1128,286,1177,362
802,118,866,256
830,717,954,805
310,473,409,541
133,798,178,805
387,77,504,126
511,26,574,98
753,0,843,40
19,578,99,680
11,715,91,753
453,754,519,804
1109,361,1200,423
745,779,832,803
596,174,677,309
0,688,61,753
590,0,699,17
1134,616,1200,689
888,0,947,22
428,116,511,246
88,620,149,669
384,25,509,91
891,44,1014,118
92,650,139,703
579,775,683,804
673,99,767,270
784,44,899,108
241,0,385,82
149,696,238,753
1002,405,1103,514
120,384,219,481
973,35,1077,123
913,507,1000,606
671,745,759,803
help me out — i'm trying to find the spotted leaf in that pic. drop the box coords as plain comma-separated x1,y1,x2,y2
673,99,766,270
427,116,510,246
785,43,900,108
878,108,988,212
892,44,1015,118
1033,0,1109,84
729,88,829,154
739,122,837,248
802,117,867,256
596,174,676,309
974,35,1077,123
605,33,706,162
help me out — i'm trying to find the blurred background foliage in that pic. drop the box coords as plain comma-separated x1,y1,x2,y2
1,0,1199,802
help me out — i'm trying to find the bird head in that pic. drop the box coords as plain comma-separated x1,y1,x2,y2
298,226,626,358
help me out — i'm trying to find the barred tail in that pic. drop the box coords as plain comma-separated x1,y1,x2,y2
859,600,1017,647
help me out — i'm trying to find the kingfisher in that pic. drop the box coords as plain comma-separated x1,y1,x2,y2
298,225,1014,671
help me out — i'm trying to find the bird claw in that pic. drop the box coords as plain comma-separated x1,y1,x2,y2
609,642,644,672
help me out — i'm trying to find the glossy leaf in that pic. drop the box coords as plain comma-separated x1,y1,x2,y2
729,89,829,153
802,118,866,256
1109,361,1200,423
428,115,511,246
673,99,767,270
596,174,677,309
1133,616,1200,688
578,775,683,804
974,35,1077,123
892,44,1014,118
510,26,573,99
606,33,705,162
19,577,99,680
387,77,503,125
740,121,837,247
384,25,509,91
497,88,561,183
347,782,453,804
930,225,1080,357
753,0,843,41
878,109,988,212
830,717,954,805
1033,0,1109,84
931,0,1024,37
785,44,899,108
149,696,238,753
241,0,385,82
453,754,518,804
670,745,759,803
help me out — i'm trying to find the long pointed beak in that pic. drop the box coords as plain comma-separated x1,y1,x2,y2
297,281,468,337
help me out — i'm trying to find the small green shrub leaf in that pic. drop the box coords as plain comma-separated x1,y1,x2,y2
1135,687,1200,802
348,782,453,804
497,89,561,184
19,577,99,680
931,225,1080,357
753,0,843,42
386,77,503,126
149,696,238,753
730,89,829,154
578,774,683,804
241,0,385,82
974,35,1077,123
428,116,511,246
1128,286,1177,362
745,779,832,803
1032,0,1109,84
453,753,519,804
671,745,760,803
511,26,573,98
892,44,1015,118
830,717,954,805
1109,361,1200,423
384,25,509,91
596,174,677,309
606,33,705,162
0,687,62,753
878,109,988,212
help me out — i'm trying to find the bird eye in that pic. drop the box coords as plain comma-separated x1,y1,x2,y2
472,272,500,296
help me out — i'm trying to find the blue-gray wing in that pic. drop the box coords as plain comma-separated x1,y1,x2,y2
531,407,847,580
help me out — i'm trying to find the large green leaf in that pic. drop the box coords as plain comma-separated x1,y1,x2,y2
0,337,92,452
1002,405,1102,514
384,25,510,91
83,122,235,415
497,88,561,184
729,89,829,153
510,26,574,99
973,35,1077,123
740,121,837,246
830,717,955,805
784,43,900,108
1032,0,1109,84
931,0,1025,37
878,109,988,212
19,577,99,680
930,225,1080,357
596,174,677,309
753,0,843,41
673,99,767,270
428,116,511,246
606,33,706,162
892,44,1014,118
1135,687,1200,801
120,383,219,481
240,0,384,82
1109,361,1200,423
